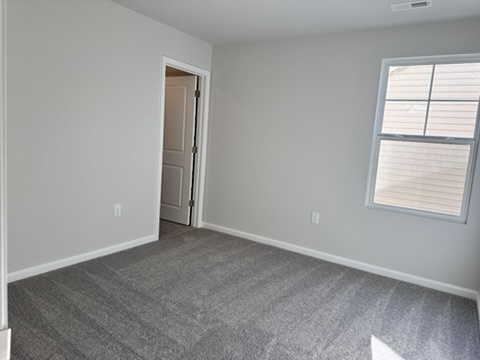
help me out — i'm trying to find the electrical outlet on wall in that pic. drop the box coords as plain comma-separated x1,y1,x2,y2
114,203,122,217
311,212,320,224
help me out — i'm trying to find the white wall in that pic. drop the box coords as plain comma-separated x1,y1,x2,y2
0,0,6,329
207,18,480,293
7,0,211,273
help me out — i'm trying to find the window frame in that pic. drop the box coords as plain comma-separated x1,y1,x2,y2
366,54,480,223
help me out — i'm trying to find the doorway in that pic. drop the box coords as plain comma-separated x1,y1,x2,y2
161,68,198,225
156,57,211,231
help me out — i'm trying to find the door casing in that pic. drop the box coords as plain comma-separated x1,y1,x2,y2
155,57,211,232
161,75,197,225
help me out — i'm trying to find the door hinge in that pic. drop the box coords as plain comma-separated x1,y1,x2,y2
194,90,200,98
192,146,198,154
189,199,195,207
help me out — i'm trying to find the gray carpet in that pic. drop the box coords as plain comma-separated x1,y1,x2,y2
8,221,480,359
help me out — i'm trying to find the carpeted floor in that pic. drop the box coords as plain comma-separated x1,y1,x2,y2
8,221,480,359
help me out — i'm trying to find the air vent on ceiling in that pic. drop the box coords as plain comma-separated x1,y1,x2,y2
391,1,432,11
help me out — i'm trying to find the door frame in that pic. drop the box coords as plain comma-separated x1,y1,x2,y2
155,57,211,230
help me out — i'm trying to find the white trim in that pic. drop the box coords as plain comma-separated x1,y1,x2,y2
0,0,7,331
202,222,479,300
381,53,480,67
477,292,480,334
154,57,210,234
7,235,156,283
0,329,10,360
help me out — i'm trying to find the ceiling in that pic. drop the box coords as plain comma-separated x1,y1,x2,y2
109,0,480,45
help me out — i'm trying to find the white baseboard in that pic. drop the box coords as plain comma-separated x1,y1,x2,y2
8,235,157,283
0,329,10,360
477,293,480,333
203,222,478,300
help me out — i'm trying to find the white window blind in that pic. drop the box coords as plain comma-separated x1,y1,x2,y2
367,55,480,222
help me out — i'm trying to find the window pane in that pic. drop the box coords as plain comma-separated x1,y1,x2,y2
431,63,480,101
386,65,433,100
381,101,427,135
374,140,470,216
426,101,478,138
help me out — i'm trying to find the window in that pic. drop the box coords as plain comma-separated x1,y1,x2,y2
366,54,480,222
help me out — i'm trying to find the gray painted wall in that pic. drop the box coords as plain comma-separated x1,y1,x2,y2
0,0,5,329
207,18,480,291
7,0,211,272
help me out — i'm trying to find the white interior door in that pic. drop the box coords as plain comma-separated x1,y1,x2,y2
161,75,197,225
